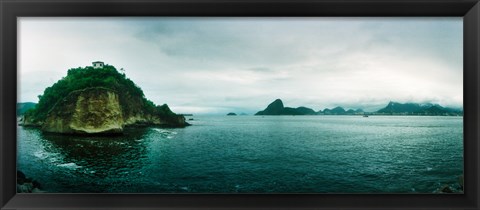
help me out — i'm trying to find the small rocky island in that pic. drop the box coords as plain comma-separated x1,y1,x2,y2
22,62,189,135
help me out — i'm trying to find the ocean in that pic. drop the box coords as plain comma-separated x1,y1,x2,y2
17,115,463,193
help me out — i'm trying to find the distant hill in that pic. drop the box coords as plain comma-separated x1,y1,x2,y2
255,99,284,115
330,106,346,115
346,109,356,115
17,102,37,116
376,102,422,114
255,99,462,117
294,106,317,115
376,101,462,116
255,99,368,116
255,99,317,115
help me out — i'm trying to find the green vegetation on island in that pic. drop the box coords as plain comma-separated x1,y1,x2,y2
22,63,188,135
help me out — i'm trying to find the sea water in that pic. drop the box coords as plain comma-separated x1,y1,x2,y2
17,115,463,193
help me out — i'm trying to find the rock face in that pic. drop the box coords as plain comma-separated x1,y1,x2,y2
42,88,124,134
33,87,187,135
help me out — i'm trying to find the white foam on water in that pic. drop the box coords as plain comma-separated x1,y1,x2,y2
49,157,61,163
34,151,48,159
426,167,433,171
153,128,177,139
57,162,83,170
34,150,62,164
153,128,168,134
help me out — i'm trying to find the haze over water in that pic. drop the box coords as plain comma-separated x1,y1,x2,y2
17,115,463,193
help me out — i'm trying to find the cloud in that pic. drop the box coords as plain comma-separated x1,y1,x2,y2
19,17,462,114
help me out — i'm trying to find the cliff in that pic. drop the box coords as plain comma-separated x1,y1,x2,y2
23,64,188,134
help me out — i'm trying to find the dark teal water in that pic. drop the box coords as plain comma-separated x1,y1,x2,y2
17,116,463,193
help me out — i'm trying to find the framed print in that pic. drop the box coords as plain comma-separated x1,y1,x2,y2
1,0,479,209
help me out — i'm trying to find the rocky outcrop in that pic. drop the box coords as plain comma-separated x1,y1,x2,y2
32,87,187,135
17,171,45,193
22,64,189,135
433,174,464,193
42,88,124,134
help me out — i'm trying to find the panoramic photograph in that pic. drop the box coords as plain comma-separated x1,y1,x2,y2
17,17,463,193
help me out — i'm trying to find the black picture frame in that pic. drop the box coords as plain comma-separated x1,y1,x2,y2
1,0,479,209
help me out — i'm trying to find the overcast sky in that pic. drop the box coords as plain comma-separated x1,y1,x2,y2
18,17,462,114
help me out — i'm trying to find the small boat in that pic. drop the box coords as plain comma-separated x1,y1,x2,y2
363,113,369,117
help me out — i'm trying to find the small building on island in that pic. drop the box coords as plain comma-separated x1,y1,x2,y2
92,61,104,69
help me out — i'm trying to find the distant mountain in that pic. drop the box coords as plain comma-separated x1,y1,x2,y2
376,101,462,116
227,112,237,116
255,99,462,116
295,106,317,115
17,102,37,116
417,106,448,115
255,99,317,115
323,106,364,115
377,101,422,114
330,106,346,115
255,99,285,115
346,109,356,114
